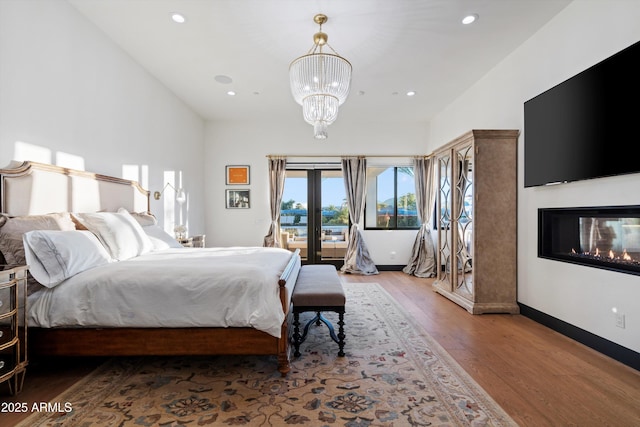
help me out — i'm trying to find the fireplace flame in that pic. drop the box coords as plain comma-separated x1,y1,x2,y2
567,246,640,270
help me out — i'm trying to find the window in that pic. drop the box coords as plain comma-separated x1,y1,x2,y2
365,166,419,229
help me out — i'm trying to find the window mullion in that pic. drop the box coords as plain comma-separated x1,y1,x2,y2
394,167,398,228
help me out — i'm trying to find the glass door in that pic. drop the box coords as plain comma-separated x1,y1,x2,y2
454,144,474,299
280,170,309,261
317,170,348,266
281,168,347,266
436,151,453,290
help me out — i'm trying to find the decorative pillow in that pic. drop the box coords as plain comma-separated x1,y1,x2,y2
143,225,183,250
127,211,158,227
23,230,112,288
70,215,88,230
74,210,153,261
0,212,76,265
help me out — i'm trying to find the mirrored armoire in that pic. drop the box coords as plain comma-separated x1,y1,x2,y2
432,130,519,314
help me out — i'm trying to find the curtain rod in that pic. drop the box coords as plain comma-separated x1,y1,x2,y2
266,154,431,158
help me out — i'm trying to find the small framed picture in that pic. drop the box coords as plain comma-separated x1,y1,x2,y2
226,189,250,209
226,165,250,185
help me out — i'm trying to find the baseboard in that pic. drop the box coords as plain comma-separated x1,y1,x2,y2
519,303,639,371
376,265,405,271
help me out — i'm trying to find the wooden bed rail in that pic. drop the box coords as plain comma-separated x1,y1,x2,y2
279,248,300,286
277,248,301,375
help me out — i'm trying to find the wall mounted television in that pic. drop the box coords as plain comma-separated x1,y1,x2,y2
524,40,640,188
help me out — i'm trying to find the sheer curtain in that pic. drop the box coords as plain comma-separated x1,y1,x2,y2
263,156,287,248
341,157,378,275
403,156,437,277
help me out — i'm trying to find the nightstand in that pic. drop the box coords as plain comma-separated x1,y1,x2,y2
191,235,205,248
0,265,28,395
179,235,206,248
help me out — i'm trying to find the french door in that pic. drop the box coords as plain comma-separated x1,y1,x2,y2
281,168,348,267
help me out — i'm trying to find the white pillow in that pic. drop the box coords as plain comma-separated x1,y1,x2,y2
143,225,183,250
23,230,112,288
74,210,154,260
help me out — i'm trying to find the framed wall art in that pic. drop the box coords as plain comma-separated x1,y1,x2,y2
226,189,250,209
226,165,250,185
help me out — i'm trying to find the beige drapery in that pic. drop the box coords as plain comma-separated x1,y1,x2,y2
341,156,378,275
403,156,437,277
263,156,287,248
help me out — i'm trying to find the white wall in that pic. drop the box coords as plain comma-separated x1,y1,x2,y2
204,118,429,265
0,0,206,235
428,1,640,353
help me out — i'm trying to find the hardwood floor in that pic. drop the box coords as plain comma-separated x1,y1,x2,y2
1,271,638,426
349,272,640,427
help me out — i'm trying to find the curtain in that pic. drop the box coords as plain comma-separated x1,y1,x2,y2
403,156,437,277
341,157,378,275
263,156,287,248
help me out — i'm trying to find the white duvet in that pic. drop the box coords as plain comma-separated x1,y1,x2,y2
27,247,298,338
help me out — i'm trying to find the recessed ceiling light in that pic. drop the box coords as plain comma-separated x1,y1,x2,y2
171,13,186,23
462,14,478,25
406,91,416,97
227,91,236,96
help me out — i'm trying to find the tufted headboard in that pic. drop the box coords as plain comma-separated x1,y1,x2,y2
0,161,150,216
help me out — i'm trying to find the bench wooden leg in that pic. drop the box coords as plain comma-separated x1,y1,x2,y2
337,311,345,357
292,308,345,358
293,312,302,357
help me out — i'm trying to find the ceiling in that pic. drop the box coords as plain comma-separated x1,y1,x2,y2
67,0,572,124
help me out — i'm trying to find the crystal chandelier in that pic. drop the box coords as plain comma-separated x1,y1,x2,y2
289,14,352,140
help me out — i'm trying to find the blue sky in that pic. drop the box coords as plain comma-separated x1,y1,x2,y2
282,171,402,208
282,177,347,208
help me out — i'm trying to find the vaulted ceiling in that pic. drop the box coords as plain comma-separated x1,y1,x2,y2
68,0,571,124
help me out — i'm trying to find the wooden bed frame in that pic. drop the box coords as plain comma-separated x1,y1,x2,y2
0,161,300,376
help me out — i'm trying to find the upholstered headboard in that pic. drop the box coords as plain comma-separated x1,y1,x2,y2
0,161,149,216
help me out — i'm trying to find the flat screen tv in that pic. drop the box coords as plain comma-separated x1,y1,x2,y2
524,40,640,187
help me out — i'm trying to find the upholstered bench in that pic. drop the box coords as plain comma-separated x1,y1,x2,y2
291,264,345,357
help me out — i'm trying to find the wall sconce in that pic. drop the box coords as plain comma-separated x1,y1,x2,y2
154,183,186,204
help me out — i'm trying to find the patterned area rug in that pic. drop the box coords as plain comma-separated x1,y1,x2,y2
18,283,516,426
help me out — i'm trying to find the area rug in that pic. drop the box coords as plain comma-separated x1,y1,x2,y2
18,283,516,426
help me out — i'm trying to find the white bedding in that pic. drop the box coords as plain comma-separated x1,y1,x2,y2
27,246,298,338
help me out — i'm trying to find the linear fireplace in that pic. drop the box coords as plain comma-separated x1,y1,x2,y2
539,206,640,276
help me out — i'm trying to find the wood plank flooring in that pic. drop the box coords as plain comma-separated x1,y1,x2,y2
349,272,640,427
1,271,639,426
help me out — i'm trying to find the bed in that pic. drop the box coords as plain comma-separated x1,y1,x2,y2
0,161,300,376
